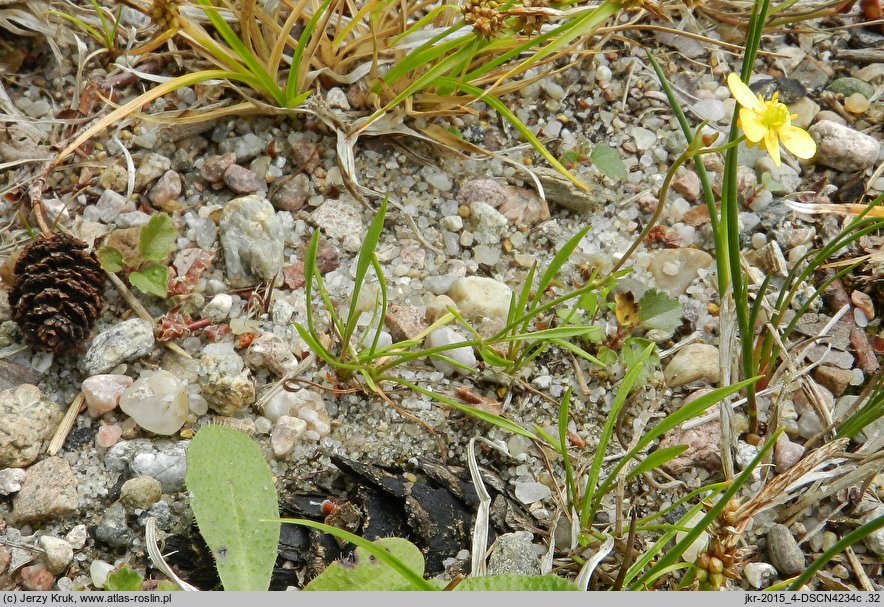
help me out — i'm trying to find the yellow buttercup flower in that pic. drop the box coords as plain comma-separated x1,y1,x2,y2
726,73,817,167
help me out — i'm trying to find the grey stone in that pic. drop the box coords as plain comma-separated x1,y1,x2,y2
663,343,720,388
81,319,155,375
106,439,188,493
456,179,508,208
310,197,364,242
270,173,311,212
12,457,78,523
95,502,133,548
148,170,182,209
244,332,297,377
658,421,722,474
768,524,804,576
514,481,551,504
774,433,806,473
200,153,236,183
861,504,884,556
809,121,880,173
119,476,163,510
648,248,713,296
94,190,134,223
0,384,61,467
756,157,801,193
223,164,262,194
220,133,265,162
270,415,307,459
469,201,508,245
219,194,285,287
487,532,541,576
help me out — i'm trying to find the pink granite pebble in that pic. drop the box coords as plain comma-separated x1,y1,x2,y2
82,375,133,418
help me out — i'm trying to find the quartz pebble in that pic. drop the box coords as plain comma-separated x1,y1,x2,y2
200,152,236,182
201,294,233,322
82,374,133,418
90,560,115,588
448,276,512,321
648,248,713,296
270,415,307,459
514,481,551,504
745,562,778,589
95,424,123,449
66,525,87,550
262,389,330,441
134,153,170,191
774,433,805,473
270,173,311,212
119,370,189,435
424,327,477,377
244,332,297,377
94,190,134,223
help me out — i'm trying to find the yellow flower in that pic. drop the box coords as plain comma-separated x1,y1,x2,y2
726,73,817,167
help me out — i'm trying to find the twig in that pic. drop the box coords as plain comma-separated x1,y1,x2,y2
48,393,85,456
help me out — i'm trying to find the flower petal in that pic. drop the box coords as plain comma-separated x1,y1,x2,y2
764,129,781,167
778,124,817,159
739,108,767,143
727,73,763,112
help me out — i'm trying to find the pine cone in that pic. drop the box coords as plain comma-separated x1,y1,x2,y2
9,233,105,352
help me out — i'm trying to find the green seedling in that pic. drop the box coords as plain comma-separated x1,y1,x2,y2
46,0,123,58
98,212,177,298
185,425,280,591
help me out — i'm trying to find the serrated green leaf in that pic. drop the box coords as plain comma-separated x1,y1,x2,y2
186,426,280,591
590,144,627,181
104,565,144,591
97,246,124,273
305,537,425,591
455,574,579,591
129,264,169,298
638,288,683,333
626,445,689,480
139,213,178,261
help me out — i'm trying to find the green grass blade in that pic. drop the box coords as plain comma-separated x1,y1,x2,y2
366,255,389,359
287,0,335,102
278,518,434,590
302,230,321,344
536,226,591,307
559,388,576,509
342,197,387,349
579,343,654,526
626,445,688,480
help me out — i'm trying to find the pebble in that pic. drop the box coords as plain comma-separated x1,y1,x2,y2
81,319,155,376
426,295,458,323
756,157,801,193
827,77,875,100
95,502,133,548
744,562,778,589
0,467,25,495
809,121,880,172
219,194,285,287
862,504,884,556
220,132,264,162
223,164,262,194
788,97,820,129
119,476,163,510
310,197,364,242
469,201,508,244
325,87,350,110
262,389,331,440
424,327,477,377
658,420,722,474
95,424,123,449
497,186,550,226
448,276,512,322
270,173,311,212
147,170,182,209
647,248,713,295
119,370,189,435
456,179,508,208
201,293,233,322
202,374,255,417
672,170,701,201
12,457,78,523
813,365,853,396
200,152,236,183
270,415,307,459
0,384,61,467
844,93,870,114
774,433,805,473
90,560,115,589
487,531,540,576
99,164,129,192
82,374,134,418
94,190,135,223
663,343,720,388
768,524,804,575
384,304,428,342
631,126,657,151
106,439,188,492
514,481,551,504
675,511,709,563
20,564,54,591
134,153,170,191
66,525,87,550
38,536,73,574
244,332,297,377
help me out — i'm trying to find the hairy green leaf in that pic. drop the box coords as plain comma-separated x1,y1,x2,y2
185,426,280,591
129,264,169,298
96,246,124,273
638,289,683,333
305,537,425,591
590,143,627,181
104,565,143,591
455,574,579,591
